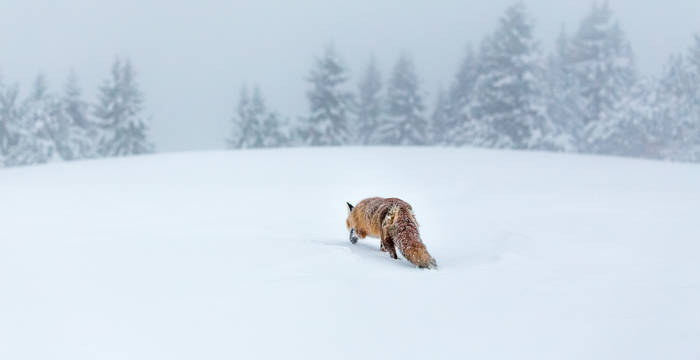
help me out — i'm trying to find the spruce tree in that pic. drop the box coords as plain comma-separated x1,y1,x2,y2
430,87,451,145
375,53,427,145
94,58,154,157
0,76,21,162
589,78,658,157
589,53,699,160
689,34,700,126
356,57,383,145
651,57,686,159
545,27,585,152
64,72,91,129
260,111,287,148
445,46,480,146
5,76,62,166
228,86,286,149
301,45,354,146
654,55,700,161
472,2,553,150
228,86,256,149
571,2,636,125
567,3,637,153
688,34,700,161
689,33,700,76
60,72,95,160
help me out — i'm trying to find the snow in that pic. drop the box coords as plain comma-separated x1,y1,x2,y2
1,147,699,359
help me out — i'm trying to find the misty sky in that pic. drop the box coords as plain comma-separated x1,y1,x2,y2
1,0,699,151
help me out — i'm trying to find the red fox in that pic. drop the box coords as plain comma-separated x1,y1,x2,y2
346,197,437,269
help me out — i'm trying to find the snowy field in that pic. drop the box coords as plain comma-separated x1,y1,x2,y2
1,147,699,360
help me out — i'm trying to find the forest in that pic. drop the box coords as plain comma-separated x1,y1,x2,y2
1,2,698,167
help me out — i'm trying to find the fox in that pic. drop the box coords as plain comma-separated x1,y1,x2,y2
346,197,437,269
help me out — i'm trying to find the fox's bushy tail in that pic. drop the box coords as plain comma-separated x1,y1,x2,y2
391,207,437,269
401,244,437,269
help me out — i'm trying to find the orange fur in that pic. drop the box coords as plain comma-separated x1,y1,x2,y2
346,197,437,269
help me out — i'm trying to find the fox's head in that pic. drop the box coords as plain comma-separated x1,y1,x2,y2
345,202,355,228
346,202,358,244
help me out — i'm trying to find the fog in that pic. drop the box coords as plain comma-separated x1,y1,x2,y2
1,0,698,151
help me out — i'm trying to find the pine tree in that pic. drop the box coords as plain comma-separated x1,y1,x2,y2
588,78,658,157
430,87,451,145
228,86,256,148
260,111,287,148
301,45,354,146
567,3,637,153
94,58,154,157
571,2,636,125
228,86,286,149
375,53,427,145
444,46,480,146
471,2,553,150
545,27,585,152
0,75,21,162
653,55,700,161
589,52,699,161
689,33,700,76
5,76,63,166
60,72,96,160
687,34,700,161
64,71,91,129
356,56,383,145
283,117,306,147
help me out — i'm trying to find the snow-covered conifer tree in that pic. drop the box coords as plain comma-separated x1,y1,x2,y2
228,86,286,149
588,77,659,157
374,54,427,145
60,72,96,160
567,3,637,153
544,27,586,152
301,45,354,146
471,2,554,150
356,57,383,145
444,46,480,146
686,34,700,161
430,87,451,145
228,86,255,149
689,33,700,76
0,76,21,164
5,76,64,166
94,58,154,157
260,111,287,148
653,55,700,161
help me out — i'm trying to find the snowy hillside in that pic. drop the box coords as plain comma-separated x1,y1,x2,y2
1,147,699,359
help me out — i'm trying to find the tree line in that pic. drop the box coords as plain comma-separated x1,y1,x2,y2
2,2,699,168
229,2,700,163
0,58,153,167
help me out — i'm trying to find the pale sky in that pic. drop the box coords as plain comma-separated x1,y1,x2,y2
1,0,698,151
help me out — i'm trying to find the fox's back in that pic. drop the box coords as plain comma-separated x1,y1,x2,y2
349,197,413,237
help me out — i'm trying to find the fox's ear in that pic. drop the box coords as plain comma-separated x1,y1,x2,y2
346,202,354,211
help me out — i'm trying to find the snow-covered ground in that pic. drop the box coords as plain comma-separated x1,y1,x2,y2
1,147,699,359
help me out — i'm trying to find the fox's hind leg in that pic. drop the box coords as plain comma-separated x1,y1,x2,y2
380,225,398,260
